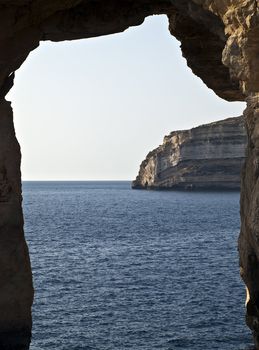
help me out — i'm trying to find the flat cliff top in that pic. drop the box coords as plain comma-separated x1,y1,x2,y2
164,116,244,141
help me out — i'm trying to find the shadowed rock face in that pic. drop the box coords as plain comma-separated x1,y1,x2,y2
132,117,247,190
0,98,33,349
1,0,259,348
0,0,244,102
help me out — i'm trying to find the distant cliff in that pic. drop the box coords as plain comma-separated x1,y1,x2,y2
132,117,247,190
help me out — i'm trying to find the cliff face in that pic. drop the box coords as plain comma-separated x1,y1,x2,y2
1,0,259,349
133,117,247,190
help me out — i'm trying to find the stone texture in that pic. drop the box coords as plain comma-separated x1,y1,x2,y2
1,0,259,348
133,116,247,190
0,99,33,349
0,0,247,102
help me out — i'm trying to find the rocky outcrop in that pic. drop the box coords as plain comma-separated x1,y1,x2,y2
1,0,259,348
133,116,247,190
0,97,33,350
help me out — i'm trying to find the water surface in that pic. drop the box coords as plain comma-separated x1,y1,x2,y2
22,181,252,350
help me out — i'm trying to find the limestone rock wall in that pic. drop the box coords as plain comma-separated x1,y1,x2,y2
133,117,247,190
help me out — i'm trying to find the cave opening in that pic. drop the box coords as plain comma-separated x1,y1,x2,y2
8,15,244,182
7,14,246,349
0,4,252,348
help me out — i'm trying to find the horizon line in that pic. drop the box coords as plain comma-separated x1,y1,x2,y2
22,179,132,182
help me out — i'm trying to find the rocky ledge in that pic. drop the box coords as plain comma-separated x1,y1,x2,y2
132,116,247,190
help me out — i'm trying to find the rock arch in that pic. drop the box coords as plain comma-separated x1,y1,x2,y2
0,0,258,348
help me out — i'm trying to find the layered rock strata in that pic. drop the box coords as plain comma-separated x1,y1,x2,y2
1,0,259,348
133,117,247,190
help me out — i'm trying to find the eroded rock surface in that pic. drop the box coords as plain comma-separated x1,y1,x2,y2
0,0,259,348
0,1,245,102
133,116,246,190
0,98,33,350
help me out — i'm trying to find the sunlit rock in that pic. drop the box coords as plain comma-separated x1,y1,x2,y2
133,116,246,190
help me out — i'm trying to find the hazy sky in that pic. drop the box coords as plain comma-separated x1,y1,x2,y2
8,15,245,181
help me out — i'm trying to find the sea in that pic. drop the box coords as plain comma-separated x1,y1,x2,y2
22,181,253,350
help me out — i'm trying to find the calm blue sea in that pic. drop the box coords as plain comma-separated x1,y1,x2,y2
22,181,253,350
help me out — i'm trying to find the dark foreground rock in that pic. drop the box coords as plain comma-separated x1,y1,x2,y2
133,117,247,190
0,99,33,350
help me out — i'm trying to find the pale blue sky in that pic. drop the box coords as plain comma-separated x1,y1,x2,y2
8,15,245,181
